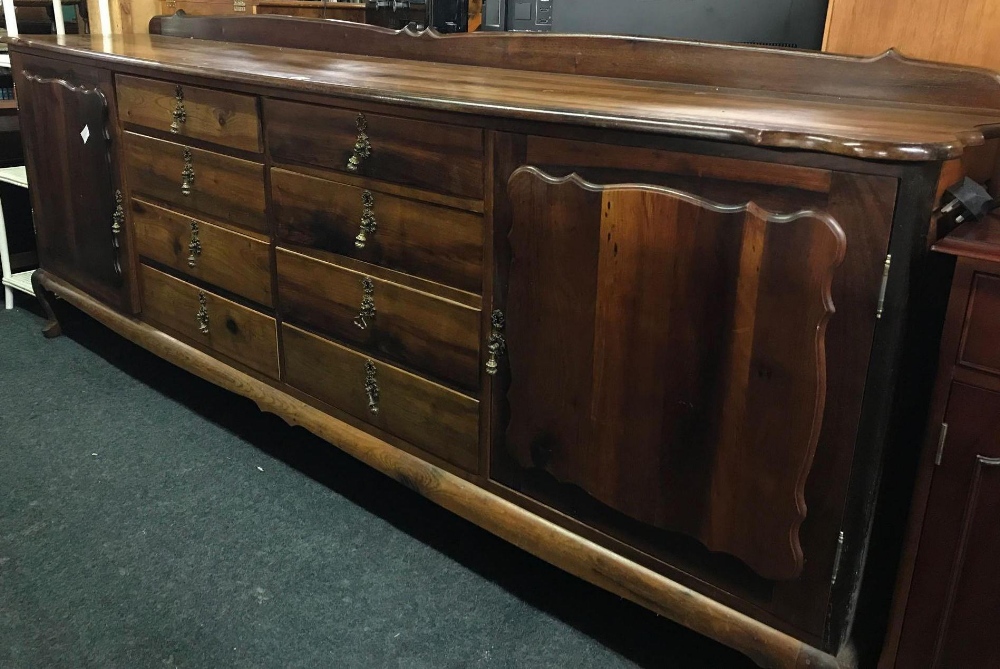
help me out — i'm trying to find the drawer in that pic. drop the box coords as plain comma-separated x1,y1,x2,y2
141,264,278,378
958,271,1000,376
272,168,483,293
133,199,273,307
277,248,481,392
124,132,267,233
117,75,261,153
265,99,484,199
283,324,479,473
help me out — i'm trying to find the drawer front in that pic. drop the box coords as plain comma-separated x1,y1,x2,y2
134,199,273,306
141,264,278,378
272,168,483,293
277,248,480,392
958,271,1000,376
117,75,261,152
283,324,479,473
124,132,267,232
265,99,484,199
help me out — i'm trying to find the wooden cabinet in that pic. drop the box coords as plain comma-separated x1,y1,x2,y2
12,17,1000,669
11,55,138,313
882,220,1000,668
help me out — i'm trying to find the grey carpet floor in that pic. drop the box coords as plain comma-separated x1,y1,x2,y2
0,298,756,669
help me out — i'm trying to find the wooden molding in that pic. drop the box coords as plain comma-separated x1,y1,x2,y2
36,268,843,669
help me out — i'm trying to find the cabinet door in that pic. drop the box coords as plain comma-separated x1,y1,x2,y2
896,382,1000,669
492,166,848,582
13,56,138,313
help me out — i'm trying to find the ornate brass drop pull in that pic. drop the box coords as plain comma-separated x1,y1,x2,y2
354,276,376,329
364,359,380,415
196,291,210,335
111,189,124,277
181,148,195,196
187,221,202,268
170,85,186,133
486,310,506,376
347,113,371,172
355,190,377,248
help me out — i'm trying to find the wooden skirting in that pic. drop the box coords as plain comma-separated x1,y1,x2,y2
36,269,842,669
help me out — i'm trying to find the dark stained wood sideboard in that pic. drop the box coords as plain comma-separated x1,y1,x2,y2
879,217,1000,669
7,16,1000,669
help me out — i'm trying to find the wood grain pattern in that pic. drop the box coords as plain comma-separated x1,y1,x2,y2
500,169,846,582
33,268,844,669
824,0,1000,72
147,15,1000,111
283,324,480,473
276,248,481,393
10,32,1000,160
133,198,273,306
117,74,262,152
140,264,278,377
124,131,267,232
265,98,484,199
271,167,484,293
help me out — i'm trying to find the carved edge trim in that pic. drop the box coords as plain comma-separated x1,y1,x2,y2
506,166,848,581
510,167,849,239
38,268,842,669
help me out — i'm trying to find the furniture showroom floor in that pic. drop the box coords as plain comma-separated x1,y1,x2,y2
0,299,755,669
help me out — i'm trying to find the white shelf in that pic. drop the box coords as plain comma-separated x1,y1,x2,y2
2,270,34,296
0,166,27,189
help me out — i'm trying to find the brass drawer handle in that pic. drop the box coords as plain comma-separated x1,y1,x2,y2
355,190,377,248
354,276,376,329
111,189,124,277
181,148,195,196
187,220,202,268
486,310,506,376
364,359,380,415
196,291,209,335
347,113,371,172
170,85,186,134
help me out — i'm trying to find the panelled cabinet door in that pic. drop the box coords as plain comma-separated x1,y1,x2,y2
492,166,853,582
14,59,137,313
897,382,1000,669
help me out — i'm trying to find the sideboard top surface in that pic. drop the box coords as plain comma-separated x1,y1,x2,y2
9,30,1000,161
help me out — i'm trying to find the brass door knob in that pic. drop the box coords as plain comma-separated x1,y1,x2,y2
347,113,371,172
364,359,380,415
355,190,377,248
181,148,195,196
354,276,376,329
196,291,210,334
486,310,506,376
170,85,186,133
187,220,202,268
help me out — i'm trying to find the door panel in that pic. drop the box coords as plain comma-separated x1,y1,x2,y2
495,166,850,582
897,382,1000,669
13,56,137,312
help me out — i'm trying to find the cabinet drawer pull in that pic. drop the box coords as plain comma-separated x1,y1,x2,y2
355,190,377,248
486,309,506,376
170,85,186,134
364,358,380,415
347,113,371,172
187,220,202,268
196,291,210,334
111,189,124,277
181,148,195,196
354,276,376,329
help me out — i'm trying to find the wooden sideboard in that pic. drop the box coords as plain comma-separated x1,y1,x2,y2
8,17,1000,668
879,217,1000,668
